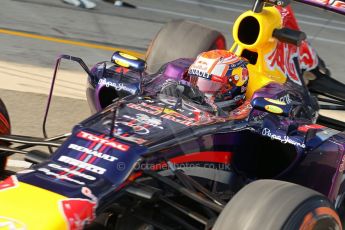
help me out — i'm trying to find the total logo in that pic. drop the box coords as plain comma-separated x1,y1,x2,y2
77,131,129,151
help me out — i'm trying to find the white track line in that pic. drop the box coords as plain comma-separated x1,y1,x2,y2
294,13,345,26
171,0,345,30
174,0,345,26
137,6,234,25
174,0,244,13
203,0,251,8
137,5,344,46
7,159,32,168
311,36,345,45
298,19,345,32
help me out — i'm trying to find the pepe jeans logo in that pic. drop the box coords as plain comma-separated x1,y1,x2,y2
98,79,136,94
262,128,306,148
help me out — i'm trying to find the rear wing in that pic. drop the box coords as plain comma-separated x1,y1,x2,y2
294,0,345,15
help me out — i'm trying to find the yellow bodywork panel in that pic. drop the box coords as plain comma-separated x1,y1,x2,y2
231,6,287,98
0,179,68,230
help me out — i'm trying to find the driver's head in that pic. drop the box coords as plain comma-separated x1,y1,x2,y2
188,50,249,110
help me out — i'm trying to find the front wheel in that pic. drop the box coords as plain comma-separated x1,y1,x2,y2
213,180,342,230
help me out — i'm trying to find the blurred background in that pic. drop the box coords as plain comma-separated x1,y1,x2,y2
0,0,344,168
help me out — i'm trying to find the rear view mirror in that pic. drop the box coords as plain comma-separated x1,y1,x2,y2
111,51,146,72
251,97,293,117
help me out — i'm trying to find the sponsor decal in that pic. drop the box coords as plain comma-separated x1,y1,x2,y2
0,176,19,191
251,112,267,122
161,113,194,126
264,98,286,105
116,121,150,135
38,167,86,185
192,110,213,123
59,198,96,230
0,216,26,230
188,68,210,79
81,187,97,201
114,66,130,74
158,98,189,112
262,128,306,148
264,105,283,114
127,103,161,116
229,100,252,119
266,42,300,84
116,135,146,145
98,79,137,94
58,156,106,175
111,113,165,136
68,144,118,162
279,94,292,104
298,124,325,133
102,120,148,144
48,164,96,181
127,103,194,126
188,56,214,79
103,119,150,135
119,52,138,60
266,41,317,85
77,131,129,151
134,114,163,128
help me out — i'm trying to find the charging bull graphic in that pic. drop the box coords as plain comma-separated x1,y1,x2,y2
59,198,97,230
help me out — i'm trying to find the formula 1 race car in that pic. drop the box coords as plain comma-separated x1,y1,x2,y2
0,0,345,229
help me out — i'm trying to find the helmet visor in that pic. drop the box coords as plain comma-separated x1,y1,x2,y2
192,76,223,93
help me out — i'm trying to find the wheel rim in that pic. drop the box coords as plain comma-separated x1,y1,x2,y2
299,207,342,230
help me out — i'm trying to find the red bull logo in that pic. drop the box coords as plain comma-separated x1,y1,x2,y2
59,198,97,230
0,176,18,191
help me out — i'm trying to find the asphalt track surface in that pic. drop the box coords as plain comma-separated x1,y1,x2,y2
0,0,344,170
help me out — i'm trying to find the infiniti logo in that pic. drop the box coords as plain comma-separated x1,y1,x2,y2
0,217,26,230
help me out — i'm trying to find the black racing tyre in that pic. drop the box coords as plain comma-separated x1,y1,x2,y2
213,180,341,230
0,98,10,173
145,19,226,74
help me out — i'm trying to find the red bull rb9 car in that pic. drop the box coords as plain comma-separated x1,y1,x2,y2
0,0,345,229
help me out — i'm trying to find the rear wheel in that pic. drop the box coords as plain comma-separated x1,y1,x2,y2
0,98,10,174
145,19,226,74
213,180,341,230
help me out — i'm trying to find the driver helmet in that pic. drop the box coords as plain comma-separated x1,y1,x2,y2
188,50,249,110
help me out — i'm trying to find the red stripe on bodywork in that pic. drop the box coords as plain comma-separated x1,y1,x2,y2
171,151,232,164
152,151,232,170
59,136,100,176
